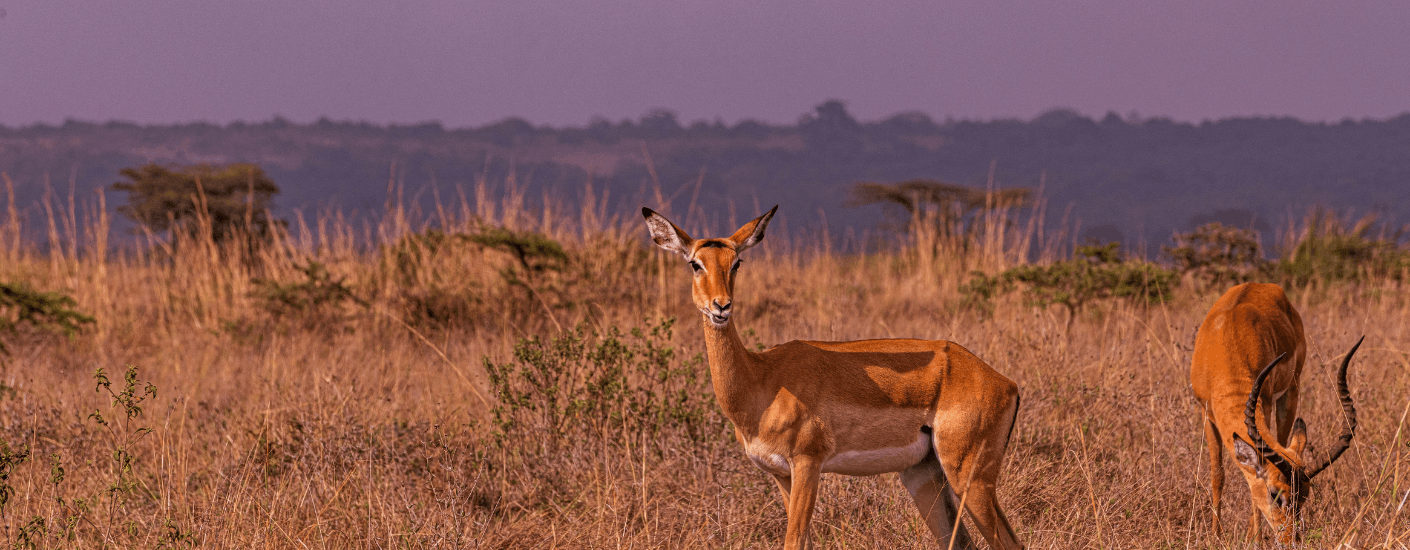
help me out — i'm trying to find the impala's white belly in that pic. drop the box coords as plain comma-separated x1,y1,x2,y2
822,432,932,476
743,433,933,477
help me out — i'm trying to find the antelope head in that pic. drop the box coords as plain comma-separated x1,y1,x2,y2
641,206,777,328
1233,337,1363,541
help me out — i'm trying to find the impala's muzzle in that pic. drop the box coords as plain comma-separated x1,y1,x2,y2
705,299,732,326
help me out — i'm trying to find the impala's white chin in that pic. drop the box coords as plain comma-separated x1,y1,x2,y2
705,311,730,327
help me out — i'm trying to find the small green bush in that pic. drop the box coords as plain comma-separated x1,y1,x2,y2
251,261,366,327
467,227,570,278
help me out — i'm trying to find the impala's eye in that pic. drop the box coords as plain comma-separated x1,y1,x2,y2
731,259,742,272
689,261,703,273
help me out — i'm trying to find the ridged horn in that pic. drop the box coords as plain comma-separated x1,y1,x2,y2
1244,352,1292,472
1307,335,1364,479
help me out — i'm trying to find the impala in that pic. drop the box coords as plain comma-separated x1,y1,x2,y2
642,206,1024,550
1190,282,1362,544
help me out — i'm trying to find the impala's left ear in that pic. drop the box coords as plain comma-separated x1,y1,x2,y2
1288,418,1308,458
1233,436,1267,477
728,205,778,253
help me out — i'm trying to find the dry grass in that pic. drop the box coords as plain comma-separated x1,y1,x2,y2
0,178,1406,549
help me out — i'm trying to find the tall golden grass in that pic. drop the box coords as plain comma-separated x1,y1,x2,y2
0,173,1406,548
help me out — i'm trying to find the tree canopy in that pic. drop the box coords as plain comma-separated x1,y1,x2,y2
112,163,281,242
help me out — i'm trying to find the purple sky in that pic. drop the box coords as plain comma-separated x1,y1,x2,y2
3,1,1408,127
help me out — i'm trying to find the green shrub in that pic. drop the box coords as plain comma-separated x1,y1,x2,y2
482,318,717,453
386,226,574,330
1268,208,1409,285
467,227,570,278
251,261,366,327
1163,222,1264,287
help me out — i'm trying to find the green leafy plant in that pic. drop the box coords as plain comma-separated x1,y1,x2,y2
0,282,95,356
11,515,45,549
83,365,159,532
0,438,30,518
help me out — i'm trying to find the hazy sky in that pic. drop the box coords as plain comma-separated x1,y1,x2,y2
3,1,1408,127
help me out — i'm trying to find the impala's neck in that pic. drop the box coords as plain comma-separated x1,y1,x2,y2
702,316,764,422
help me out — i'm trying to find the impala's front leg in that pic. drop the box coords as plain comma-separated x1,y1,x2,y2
771,473,792,504
784,456,821,550
1203,414,1224,536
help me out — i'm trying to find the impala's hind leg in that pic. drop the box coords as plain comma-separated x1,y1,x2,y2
932,391,1024,550
900,455,974,549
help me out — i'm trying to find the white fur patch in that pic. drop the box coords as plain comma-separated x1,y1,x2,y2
744,439,791,476
822,432,931,476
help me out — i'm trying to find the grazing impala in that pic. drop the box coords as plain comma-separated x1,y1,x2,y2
642,206,1024,550
1190,282,1362,544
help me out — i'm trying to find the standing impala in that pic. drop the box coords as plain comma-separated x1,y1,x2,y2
1191,282,1362,544
642,206,1024,550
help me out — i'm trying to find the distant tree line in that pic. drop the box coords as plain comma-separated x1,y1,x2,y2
3,102,1409,250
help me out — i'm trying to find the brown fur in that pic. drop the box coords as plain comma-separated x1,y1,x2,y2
643,206,1024,550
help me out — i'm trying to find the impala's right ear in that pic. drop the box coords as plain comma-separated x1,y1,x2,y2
642,207,693,259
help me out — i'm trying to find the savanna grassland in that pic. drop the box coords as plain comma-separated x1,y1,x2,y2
0,177,1407,549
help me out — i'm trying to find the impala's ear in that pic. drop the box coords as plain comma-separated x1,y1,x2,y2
642,207,693,259
1233,436,1267,477
1288,418,1308,457
728,205,778,253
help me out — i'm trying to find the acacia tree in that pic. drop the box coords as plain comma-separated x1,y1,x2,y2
849,178,1031,238
112,163,282,243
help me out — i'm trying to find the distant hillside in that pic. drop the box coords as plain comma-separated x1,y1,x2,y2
3,102,1409,252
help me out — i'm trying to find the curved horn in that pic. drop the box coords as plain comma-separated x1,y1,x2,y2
1244,352,1292,472
1308,335,1364,479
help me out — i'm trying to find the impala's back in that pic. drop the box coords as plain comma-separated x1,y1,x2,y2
1192,283,1306,410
